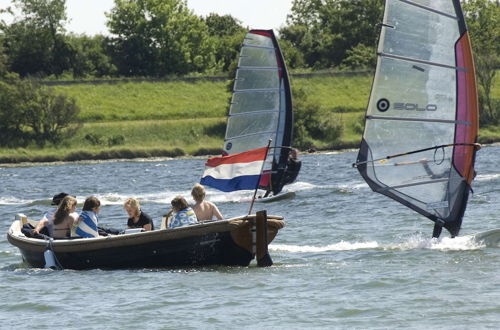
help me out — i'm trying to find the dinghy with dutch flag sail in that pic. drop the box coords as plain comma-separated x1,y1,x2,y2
354,0,480,238
223,29,295,200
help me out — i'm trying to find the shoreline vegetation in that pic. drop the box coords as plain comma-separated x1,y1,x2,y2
1,71,499,165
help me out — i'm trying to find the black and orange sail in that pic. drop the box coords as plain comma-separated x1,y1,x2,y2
355,0,479,237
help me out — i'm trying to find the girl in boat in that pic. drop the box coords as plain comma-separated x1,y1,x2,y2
166,196,198,229
124,197,154,231
52,195,79,239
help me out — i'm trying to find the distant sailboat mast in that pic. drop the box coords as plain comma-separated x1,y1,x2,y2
354,0,479,237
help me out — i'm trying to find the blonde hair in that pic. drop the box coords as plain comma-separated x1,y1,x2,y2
191,183,206,203
124,197,140,217
54,195,77,225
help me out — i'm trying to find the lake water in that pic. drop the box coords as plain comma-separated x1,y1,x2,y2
1,146,499,329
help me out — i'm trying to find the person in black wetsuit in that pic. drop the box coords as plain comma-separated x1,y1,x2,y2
281,148,302,186
263,148,302,197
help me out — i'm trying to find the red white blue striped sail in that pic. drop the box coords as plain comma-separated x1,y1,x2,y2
201,147,269,192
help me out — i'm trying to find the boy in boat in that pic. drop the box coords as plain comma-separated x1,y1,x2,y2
191,183,223,221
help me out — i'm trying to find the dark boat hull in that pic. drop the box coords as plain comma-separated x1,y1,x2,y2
7,216,285,270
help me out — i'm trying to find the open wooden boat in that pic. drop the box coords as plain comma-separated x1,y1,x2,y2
7,212,284,270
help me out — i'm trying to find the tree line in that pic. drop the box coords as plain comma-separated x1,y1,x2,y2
0,0,498,148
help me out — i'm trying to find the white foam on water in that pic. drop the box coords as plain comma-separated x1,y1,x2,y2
383,234,485,251
270,241,379,253
475,173,500,182
270,234,487,254
0,196,32,205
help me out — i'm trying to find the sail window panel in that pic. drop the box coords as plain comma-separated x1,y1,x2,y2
396,182,451,218
230,91,280,115
225,112,279,140
225,134,275,155
363,119,455,182
239,47,278,68
368,57,457,121
383,0,460,67
244,33,274,48
407,0,457,17
234,69,280,91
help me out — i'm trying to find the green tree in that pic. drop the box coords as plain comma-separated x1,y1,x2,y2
1,0,73,77
106,0,215,76
280,0,383,69
203,13,246,72
463,0,500,126
0,74,27,146
67,34,117,78
0,74,80,147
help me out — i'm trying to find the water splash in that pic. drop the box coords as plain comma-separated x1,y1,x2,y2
270,241,379,253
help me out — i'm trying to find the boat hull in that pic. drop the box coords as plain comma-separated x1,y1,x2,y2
7,215,284,270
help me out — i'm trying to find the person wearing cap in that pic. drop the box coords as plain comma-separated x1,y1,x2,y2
33,192,77,237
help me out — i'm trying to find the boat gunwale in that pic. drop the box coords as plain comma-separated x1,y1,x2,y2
7,215,285,253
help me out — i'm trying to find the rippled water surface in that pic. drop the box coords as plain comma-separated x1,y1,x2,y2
1,146,499,329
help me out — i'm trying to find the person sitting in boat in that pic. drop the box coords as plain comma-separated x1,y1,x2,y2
51,195,79,239
166,196,198,229
72,196,101,238
191,183,223,221
33,192,76,237
124,197,154,231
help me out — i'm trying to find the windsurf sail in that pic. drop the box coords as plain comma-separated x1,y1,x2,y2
354,0,479,238
224,29,294,196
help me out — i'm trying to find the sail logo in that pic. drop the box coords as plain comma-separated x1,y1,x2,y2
394,103,437,112
376,99,437,112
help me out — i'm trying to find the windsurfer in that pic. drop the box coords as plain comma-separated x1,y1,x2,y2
282,148,301,186
265,148,302,197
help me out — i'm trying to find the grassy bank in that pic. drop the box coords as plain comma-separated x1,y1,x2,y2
0,72,498,163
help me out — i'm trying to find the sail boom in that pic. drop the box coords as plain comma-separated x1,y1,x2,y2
398,0,459,20
379,52,467,71
366,115,471,125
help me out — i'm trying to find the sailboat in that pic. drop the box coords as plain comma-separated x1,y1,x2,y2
354,0,480,238
223,29,296,202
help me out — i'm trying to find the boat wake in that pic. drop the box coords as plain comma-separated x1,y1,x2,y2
270,233,497,253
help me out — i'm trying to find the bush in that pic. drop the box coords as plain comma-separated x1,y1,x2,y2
0,75,81,147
